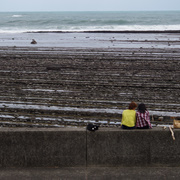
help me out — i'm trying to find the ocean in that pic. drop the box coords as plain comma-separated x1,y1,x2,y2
0,11,180,33
0,11,180,126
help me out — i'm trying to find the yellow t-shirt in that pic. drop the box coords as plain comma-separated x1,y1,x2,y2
121,109,136,127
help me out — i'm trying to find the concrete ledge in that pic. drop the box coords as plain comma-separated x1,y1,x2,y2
0,127,179,167
1,167,180,179
87,128,180,167
0,128,86,167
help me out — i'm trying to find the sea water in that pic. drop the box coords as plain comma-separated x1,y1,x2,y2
1,11,180,48
0,11,180,33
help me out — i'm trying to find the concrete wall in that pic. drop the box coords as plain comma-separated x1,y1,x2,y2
87,128,180,167
0,128,86,167
0,127,179,167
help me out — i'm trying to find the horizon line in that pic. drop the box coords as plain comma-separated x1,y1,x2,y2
0,10,180,13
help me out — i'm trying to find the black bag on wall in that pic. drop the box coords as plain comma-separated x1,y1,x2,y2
87,123,99,131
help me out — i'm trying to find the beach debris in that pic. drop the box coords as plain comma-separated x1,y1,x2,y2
163,126,166,130
14,113,19,119
173,119,180,129
151,115,154,121
158,116,163,121
3,104,7,108
31,39,37,44
169,126,175,140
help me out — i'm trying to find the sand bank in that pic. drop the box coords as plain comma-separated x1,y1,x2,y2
0,31,180,48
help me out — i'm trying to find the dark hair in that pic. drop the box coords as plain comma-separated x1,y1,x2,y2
138,103,147,113
128,101,137,110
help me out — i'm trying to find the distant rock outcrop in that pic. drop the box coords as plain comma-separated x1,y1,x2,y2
31,39,37,44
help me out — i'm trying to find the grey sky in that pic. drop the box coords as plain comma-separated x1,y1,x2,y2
1,0,180,12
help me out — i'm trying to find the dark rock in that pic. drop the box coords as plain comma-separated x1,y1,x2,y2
31,39,37,44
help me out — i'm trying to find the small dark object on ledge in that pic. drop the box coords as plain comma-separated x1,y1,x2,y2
87,123,99,131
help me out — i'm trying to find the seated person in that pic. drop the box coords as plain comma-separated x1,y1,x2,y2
121,101,137,129
136,103,152,129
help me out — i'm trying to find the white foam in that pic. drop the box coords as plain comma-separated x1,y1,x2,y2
0,24,180,34
12,15,23,18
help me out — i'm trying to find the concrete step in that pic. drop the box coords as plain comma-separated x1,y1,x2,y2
0,167,180,180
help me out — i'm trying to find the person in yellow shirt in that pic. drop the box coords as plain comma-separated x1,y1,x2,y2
121,101,137,129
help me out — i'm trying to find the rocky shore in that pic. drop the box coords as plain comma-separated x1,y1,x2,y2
0,32,180,127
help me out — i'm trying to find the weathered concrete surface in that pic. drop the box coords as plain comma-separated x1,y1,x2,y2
87,127,180,167
0,128,86,167
0,127,180,168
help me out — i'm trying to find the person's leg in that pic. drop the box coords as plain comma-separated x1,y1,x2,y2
121,125,128,129
136,126,149,129
122,125,135,129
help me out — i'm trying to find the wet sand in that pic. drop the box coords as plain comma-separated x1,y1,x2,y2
0,32,180,127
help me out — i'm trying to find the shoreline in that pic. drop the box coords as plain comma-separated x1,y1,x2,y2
26,30,180,33
1,31,180,48
0,32,180,127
